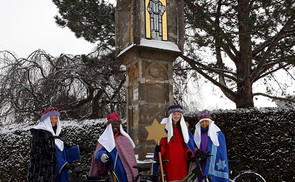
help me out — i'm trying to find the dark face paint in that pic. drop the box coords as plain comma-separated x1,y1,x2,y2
112,123,120,134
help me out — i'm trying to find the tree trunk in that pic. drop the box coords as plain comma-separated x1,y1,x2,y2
89,89,105,119
236,76,254,108
236,0,254,108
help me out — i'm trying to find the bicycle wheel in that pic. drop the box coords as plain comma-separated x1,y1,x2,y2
233,171,266,182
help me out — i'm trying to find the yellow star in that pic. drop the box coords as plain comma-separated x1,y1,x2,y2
145,119,168,144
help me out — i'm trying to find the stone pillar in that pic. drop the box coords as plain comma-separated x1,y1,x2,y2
115,0,184,160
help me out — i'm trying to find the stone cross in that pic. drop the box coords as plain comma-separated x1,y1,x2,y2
147,0,166,40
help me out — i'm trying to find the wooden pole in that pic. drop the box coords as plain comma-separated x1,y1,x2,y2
158,141,165,182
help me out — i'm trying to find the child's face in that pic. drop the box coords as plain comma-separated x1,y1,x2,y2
112,123,120,134
50,115,58,127
172,112,181,125
200,120,209,128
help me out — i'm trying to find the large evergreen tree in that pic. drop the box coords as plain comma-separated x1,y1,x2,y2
53,0,115,50
183,0,295,108
52,0,295,108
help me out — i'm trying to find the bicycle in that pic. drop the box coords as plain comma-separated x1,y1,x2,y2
133,165,161,182
69,166,111,182
182,157,266,182
133,156,211,182
70,161,158,182
182,156,211,182
69,161,119,182
70,158,266,182
228,159,266,182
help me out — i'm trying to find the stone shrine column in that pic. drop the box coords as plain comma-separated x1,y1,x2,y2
115,0,184,160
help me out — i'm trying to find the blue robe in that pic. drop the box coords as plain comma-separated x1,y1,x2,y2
186,129,197,153
204,131,229,182
56,145,80,182
96,146,127,182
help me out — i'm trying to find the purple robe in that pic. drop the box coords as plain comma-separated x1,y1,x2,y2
198,131,209,182
89,134,138,181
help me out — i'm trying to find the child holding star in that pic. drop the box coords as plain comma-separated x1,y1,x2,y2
154,104,206,181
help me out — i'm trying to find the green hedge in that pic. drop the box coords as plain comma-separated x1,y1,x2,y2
0,120,106,181
185,107,295,182
0,108,294,181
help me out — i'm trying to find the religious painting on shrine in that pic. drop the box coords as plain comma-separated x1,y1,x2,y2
145,0,167,41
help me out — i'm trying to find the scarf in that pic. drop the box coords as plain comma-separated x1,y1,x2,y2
194,118,220,148
33,116,64,151
161,113,189,144
98,124,135,152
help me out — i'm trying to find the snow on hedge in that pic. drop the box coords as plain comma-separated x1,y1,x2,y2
1,108,295,181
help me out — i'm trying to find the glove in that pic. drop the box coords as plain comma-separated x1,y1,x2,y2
155,145,161,153
195,149,210,160
100,153,109,163
79,145,90,153
72,167,83,174
65,163,76,171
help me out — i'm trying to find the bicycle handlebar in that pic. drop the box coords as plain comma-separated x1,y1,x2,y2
191,154,213,162
133,165,150,173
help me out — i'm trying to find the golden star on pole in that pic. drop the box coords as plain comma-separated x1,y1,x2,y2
145,119,167,182
145,119,167,144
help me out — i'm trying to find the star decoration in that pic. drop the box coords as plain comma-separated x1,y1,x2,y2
216,159,227,170
145,119,167,144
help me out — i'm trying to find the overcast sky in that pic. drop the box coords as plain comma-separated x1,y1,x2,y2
0,0,279,110
0,0,95,58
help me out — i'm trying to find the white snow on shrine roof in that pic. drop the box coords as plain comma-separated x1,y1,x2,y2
117,43,135,58
117,39,181,58
140,38,181,52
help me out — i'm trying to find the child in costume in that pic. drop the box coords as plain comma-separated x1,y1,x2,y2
88,113,138,182
28,107,88,182
193,109,229,182
154,104,206,181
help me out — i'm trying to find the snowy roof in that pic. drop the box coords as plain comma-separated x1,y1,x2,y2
117,38,181,58
140,39,181,52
